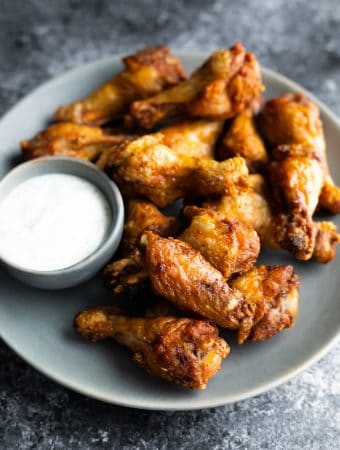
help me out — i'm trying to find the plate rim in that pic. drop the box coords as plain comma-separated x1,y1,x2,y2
0,52,339,411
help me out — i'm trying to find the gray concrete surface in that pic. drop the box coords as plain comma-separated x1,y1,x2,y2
0,0,339,448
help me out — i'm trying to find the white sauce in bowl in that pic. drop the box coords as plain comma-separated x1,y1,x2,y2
0,174,111,271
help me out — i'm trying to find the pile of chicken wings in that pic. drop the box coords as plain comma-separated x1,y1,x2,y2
22,43,340,390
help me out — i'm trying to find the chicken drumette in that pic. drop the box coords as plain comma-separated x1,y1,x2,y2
127,42,263,129
103,198,178,295
141,231,299,343
21,122,133,161
74,307,229,389
203,174,340,263
259,92,340,259
55,46,187,125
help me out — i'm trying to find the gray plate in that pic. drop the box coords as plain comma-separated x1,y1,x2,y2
0,53,339,411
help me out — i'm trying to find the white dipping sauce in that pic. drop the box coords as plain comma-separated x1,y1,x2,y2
0,174,111,271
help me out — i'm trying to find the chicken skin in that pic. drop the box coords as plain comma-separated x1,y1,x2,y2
74,307,229,389
103,199,178,295
180,206,260,278
259,93,340,257
103,133,248,207
203,174,340,263
218,108,268,170
20,122,133,162
142,231,300,343
128,42,263,129
55,46,187,125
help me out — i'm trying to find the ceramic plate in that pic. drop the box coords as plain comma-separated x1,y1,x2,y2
0,53,339,411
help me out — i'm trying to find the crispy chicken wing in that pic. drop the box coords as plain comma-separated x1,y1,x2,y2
179,206,260,278
230,265,299,341
20,122,133,161
74,307,229,389
103,133,248,207
260,93,340,223
103,199,178,295
269,144,323,260
55,46,187,125
142,232,299,343
98,118,223,168
203,174,340,262
128,42,263,129
218,108,268,170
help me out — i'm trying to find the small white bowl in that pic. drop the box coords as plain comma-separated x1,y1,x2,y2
0,157,124,289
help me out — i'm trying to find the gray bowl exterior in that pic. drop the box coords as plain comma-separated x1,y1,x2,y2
0,157,124,289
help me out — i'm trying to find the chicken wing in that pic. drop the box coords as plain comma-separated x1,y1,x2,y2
142,231,300,343
259,92,340,233
179,205,260,278
230,265,299,341
103,133,248,207
20,122,133,161
103,199,178,295
218,108,268,170
268,144,323,260
55,46,187,125
203,174,340,262
74,307,229,389
128,42,263,129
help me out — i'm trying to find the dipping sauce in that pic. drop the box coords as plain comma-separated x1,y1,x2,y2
0,174,111,271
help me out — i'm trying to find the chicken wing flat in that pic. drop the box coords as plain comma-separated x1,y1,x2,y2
74,307,229,389
142,231,300,343
259,92,340,211
179,206,260,278
20,122,133,161
203,174,340,263
103,199,178,295
230,265,299,341
218,108,268,170
103,133,248,207
128,42,263,129
55,46,187,125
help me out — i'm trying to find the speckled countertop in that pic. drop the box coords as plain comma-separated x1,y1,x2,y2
1,1,340,448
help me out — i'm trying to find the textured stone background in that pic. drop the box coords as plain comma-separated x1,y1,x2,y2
0,0,340,449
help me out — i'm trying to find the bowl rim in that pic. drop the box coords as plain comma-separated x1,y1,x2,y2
0,156,124,276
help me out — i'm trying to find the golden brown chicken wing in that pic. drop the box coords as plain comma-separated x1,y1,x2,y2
142,231,253,337
20,122,133,161
142,231,300,343
55,46,187,125
103,133,248,207
128,42,263,129
103,199,178,295
260,92,340,211
230,265,299,341
74,307,229,389
179,205,260,278
203,174,340,262
269,145,323,260
218,108,268,170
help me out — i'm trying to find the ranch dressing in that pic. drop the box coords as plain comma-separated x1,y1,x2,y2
0,174,111,271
